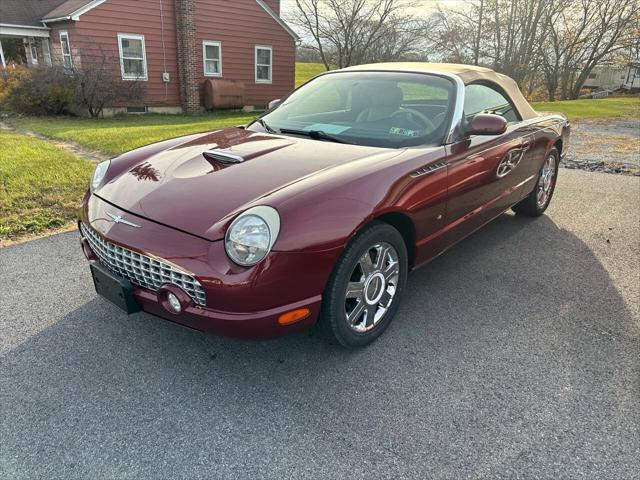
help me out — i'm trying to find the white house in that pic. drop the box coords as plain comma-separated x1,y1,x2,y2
622,62,640,91
582,61,640,92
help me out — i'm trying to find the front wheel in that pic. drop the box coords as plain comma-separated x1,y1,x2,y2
322,222,408,348
513,148,559,217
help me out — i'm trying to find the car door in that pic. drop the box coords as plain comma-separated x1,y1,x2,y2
444,83,536,246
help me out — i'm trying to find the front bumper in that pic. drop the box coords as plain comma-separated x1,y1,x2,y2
79,194,339,338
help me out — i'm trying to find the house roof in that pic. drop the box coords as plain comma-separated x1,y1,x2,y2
41,0,105,22
255,0,299,40
0,0,69,27
2,0,297,35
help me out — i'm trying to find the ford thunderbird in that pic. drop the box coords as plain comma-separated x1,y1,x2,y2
79,63,570,348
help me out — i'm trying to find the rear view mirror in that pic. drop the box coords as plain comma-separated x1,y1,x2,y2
466,114,507,136
267,99,281,110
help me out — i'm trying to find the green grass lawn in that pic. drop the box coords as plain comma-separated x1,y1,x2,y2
0,131,94,240
530,97,639,120
8,112,254,157
296,62,327,87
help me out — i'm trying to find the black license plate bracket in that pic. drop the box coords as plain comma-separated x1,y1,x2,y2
90,261,141,314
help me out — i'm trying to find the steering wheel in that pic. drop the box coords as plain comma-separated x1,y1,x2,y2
432,112,447,128
390,108,435,133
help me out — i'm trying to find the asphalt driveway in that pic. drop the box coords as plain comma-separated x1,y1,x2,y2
1,169,638,479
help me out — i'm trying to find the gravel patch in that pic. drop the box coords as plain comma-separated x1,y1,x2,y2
562,118,640,175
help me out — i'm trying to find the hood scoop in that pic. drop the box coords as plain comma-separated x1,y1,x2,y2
202,142,295,166
202,149,245,164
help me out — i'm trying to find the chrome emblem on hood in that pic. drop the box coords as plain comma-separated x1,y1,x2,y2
106,212,141,228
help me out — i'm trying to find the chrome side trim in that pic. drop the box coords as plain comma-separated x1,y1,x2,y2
410,161,447,178
444,74,466,144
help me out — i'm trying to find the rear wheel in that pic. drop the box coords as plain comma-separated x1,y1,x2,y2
513,148,559,217
322,222,408,348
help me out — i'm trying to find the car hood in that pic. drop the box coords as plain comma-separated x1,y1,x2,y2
97,128,400,241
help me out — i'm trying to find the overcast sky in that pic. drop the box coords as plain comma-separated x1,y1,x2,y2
280,0,465,19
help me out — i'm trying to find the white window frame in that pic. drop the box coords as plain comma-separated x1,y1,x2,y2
255,45,272,84
28,40,38,65
117,33,148,81
42,39,52,65
59,31,73,68
0,39,6,68
203,40,222,77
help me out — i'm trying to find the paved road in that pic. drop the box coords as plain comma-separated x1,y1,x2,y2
1,169,638,479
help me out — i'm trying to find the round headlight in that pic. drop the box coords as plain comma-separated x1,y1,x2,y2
225,206,280,266
91,160,111,192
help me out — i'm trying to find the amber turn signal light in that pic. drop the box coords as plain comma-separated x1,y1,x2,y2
278,308,310,326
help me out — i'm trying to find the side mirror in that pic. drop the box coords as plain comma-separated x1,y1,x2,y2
267,98,281,110
466,113,507,136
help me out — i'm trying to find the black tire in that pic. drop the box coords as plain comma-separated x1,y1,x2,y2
321,222,408,348
512,147,560,217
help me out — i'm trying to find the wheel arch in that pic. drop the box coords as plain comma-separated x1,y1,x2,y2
553,138,563,156
371,211,416,268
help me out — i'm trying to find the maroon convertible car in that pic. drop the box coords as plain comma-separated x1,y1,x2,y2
80,63,569,348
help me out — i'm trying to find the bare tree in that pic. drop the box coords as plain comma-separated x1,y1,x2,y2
473,0,485,65
538,0,637,100
290,0,432,69
431,0,550,82
566,0,636,98
433,0,636,99
429,7,475,64
68,41,146,117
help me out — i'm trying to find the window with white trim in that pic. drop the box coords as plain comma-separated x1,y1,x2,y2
255,45,272,83
117,33,148,80
59,32,72,68
203,41,222,76
29,41,38,65
42,39,52,65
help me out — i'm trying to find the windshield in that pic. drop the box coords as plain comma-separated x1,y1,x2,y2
250,71,455,148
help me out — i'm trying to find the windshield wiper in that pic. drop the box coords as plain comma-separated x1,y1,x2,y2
254,118,279,134
279,128,348,144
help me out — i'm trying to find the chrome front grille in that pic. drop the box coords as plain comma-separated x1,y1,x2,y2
81,223,206,306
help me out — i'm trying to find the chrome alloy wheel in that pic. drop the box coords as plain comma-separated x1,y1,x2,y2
344,242,400,333
537,154,556,208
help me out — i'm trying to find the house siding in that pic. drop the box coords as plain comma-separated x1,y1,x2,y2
61,0,182,107
48,20,81,68
46,0,293,110
194,0,295,107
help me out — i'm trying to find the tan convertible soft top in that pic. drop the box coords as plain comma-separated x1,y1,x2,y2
342,62,539,120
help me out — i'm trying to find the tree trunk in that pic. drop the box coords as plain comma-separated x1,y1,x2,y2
474,0,484,65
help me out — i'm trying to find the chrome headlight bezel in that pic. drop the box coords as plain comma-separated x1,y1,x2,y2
90,159,111,192
225,206,281,267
